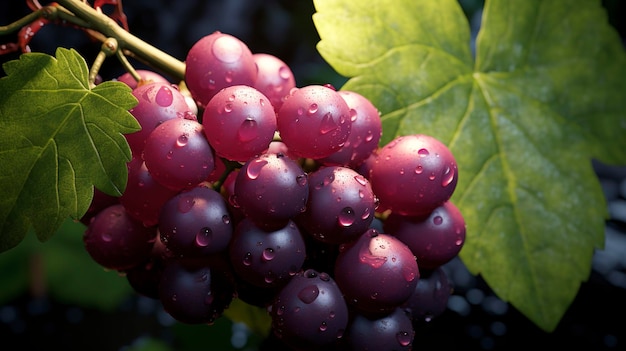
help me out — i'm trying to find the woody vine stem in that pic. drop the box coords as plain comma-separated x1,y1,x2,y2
1,0,186,82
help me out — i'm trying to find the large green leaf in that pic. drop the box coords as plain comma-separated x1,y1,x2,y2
313,0,626,331
0,47,139,253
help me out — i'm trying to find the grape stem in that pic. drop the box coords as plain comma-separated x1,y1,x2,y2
53,0,186,80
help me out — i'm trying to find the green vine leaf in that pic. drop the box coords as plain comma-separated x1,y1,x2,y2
0,47,139,253
313,0,626,332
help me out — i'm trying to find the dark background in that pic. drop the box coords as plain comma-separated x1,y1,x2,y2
1,1,625,350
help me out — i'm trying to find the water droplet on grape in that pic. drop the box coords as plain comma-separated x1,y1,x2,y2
222,215,230,224
442,165,455,187
365,131,374,142
238,118,258,142
308,103,318,114
155,85,173,107
429,172,436,180
224,103,233,113
319,113,337,134
319,322,328,332
262,248,275,261
243,252,252,266
212,35,243,63
195,227,212,247
246,159,268,179
297,285,320,304
296,174,308,186
361,207,371,220
396,331,412,346
264,271,276,283
415,165,423,174
456,238,464,246
338,207,356,227
433,216,443,225
224,70,233,83
101,232,112,242
166,150,174,160
205,293,214,305
176,133,188,148
354,174,368,186
418,148,429,157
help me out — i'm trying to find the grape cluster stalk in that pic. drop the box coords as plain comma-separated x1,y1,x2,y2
81,31,466,351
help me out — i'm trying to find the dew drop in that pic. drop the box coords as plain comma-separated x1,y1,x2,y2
264,271,276,283
396,331,412,347
262,248,275,261
222,215,231,224
212,35,243,63
298,285,320,304
243,252,252,266
433,216,443,225
195,227,212,247
308,103,318,114
224,70,233,83
354,174,368,186
155,85,173,107
442,165,455,187
319,322,328,332
166,150,174,160
176,133,188,148
296,174,308,186
319,113,338,134
101,232,112,242
418,148,429,157
456,238,464,246
297,107,304,116
338,207,356,227
428,172,436,180
224,103,233,113
246,159,268,179
238,118,258,142
415,165,423,174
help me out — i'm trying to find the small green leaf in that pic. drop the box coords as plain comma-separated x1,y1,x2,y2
0,47,139,253
313,0,626,331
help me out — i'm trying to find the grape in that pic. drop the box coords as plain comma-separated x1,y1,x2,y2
158,184,233,257
228,218,306,288
125,82,195,156
116,69,170,89
120,156,179,227
344,307,415,351
384,200,466,270
158,256,235,324
318,90,382,169
202,85,277,162
253,53,296,112
83,204,157,271
185,31,257,108
270,269,349,350
80,187,119,226
277,85,352,159
334,229,419,315
296,165,376,245
369,134,458,216
402,266,452,322
233,152,308,229
143,117,215,191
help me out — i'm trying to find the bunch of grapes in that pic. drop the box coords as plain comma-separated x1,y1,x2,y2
81,31,466,351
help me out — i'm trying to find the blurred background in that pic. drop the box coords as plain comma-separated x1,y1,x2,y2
1,0,625,350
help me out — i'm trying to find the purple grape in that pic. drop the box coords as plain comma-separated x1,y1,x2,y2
125,82,195,156
158,256,235,324
296,165,376,245
185,31,257,108
125,254,165,299
143,117,215,191
158,184,234,257
116,69,170,89
202,85,277,162
228,218,306,288
334,229,419,315
345,307,415,351
277,85,352,159
253,53,296,112
83,204,157,271
318,90,382,169
369,134,458,216
384,200,466,270
270,269,349,350
402,267,452,322
80,187,119,226
232,153,308,229
120,156,179,227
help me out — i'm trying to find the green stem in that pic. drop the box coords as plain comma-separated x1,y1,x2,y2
55,0,186,80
